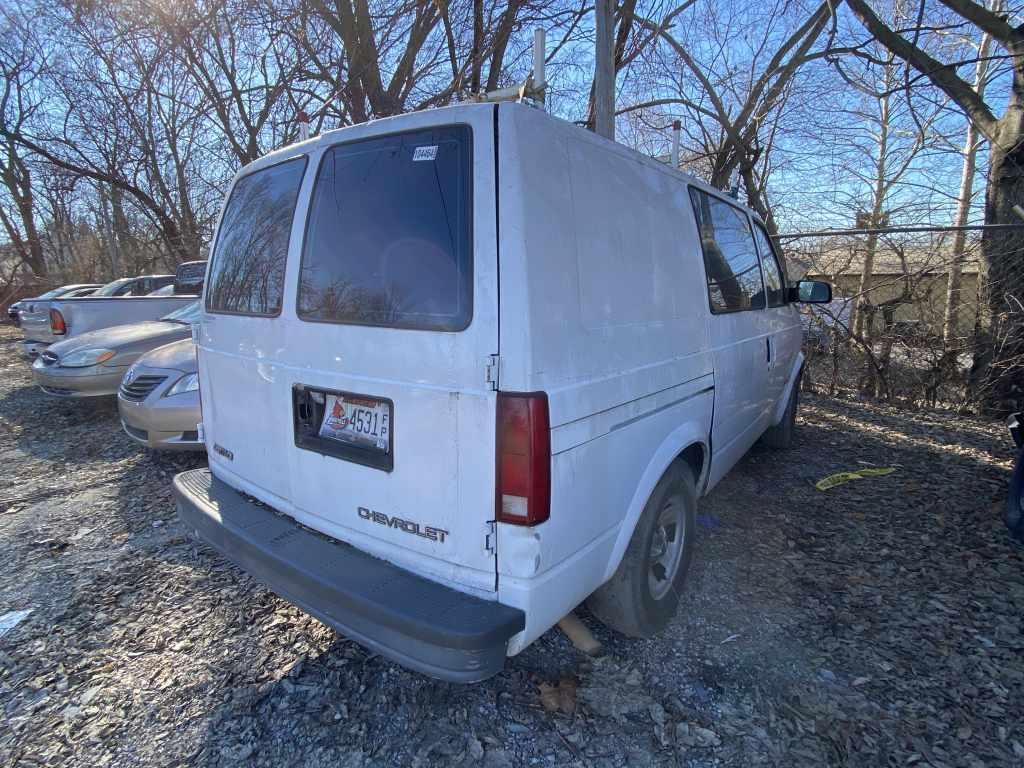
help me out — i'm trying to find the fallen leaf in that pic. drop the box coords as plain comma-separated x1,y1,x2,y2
538,677,576,714
676,722,721,748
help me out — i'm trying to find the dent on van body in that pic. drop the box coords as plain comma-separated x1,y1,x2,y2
497,391,713,654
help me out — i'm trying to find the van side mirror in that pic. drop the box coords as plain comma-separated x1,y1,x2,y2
790,280,832,304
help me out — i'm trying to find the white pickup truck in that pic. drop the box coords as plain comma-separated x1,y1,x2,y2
19,267,202,358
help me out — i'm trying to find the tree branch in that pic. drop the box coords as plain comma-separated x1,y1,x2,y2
846,0,1002,145
937,0,1023,48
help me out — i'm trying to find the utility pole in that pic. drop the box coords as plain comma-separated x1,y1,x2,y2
593,0,615,140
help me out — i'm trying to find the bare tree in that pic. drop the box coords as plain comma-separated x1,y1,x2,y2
0,30,47,277
1,1,220,265
845,0,1024,413
153,0,308,165
832,45,945,342
942,6,996,350
621,0,840,234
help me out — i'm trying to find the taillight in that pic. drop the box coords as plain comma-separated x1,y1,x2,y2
496,391,550,526
49,309,66,335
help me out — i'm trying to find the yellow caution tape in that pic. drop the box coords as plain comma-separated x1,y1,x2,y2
815,467,897,491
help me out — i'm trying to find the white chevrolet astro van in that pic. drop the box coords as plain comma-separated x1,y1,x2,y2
173,102,831,682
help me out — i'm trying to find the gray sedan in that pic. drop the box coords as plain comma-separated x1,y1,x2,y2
31,302,199,397
118,337,202,451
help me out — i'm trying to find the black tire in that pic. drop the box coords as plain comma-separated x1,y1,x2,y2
761,380,799,449
1006,448,1024,543
586,462,696,638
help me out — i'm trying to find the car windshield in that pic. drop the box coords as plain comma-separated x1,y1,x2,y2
93,278,135,296
37,286,75,299
162,301,201,324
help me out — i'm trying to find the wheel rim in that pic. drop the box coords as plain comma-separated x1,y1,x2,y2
648,496,685,600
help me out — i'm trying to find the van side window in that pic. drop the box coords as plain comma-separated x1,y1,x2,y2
688,188,765,313
751,223,786,307
298,125,472,331
206,156,307,317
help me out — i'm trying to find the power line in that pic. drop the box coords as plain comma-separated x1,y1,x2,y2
776,223,1024,240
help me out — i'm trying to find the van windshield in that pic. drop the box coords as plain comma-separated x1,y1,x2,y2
298,125,472,331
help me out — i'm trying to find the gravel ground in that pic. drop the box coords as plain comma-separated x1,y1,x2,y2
1,323,1022,768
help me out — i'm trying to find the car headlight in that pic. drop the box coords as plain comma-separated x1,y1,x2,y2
59,348,116,368
165,372,199,397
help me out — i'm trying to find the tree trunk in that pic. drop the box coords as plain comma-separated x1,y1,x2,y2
852,81,891,342
942,122,979,348
15,173,46,277
109,186,141,273
973,140,1024,414
943,26,992,352
97,184,121,278
593,0,615,140
469,0,483,93
0,155,47,277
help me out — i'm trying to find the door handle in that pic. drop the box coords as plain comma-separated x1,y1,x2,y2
766,337,772,365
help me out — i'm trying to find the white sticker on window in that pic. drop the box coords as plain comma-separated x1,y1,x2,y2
413,145,438,162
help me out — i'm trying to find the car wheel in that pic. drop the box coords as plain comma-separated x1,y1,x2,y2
586,462,696,638
762,379,799,449
1006,448,1024,542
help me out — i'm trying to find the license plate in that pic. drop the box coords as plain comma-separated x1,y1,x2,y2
319,394,391,453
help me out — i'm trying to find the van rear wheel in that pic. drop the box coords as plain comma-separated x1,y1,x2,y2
586,463,696,638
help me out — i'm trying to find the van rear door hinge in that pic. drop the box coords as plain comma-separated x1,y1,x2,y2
485,521,497,554
486,354,500,391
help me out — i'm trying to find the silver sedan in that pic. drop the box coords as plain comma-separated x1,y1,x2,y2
118,337,202,451
30,302,199,397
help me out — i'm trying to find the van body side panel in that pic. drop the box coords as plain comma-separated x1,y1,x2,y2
766,306,803,421
495,105,713,645
702,310,772,490
678,192,777,491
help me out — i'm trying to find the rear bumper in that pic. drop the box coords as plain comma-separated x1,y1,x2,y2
173,469,524,682
121,419,203,451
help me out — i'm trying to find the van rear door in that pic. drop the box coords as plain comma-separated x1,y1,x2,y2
199,155,309,514
201,108,500,596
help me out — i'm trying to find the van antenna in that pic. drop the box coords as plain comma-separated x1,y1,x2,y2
473,28,546,107
670,120,681,168
727,170,740,199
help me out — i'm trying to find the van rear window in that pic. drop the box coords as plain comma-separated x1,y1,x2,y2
206,157,307,316
298,126,472,331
